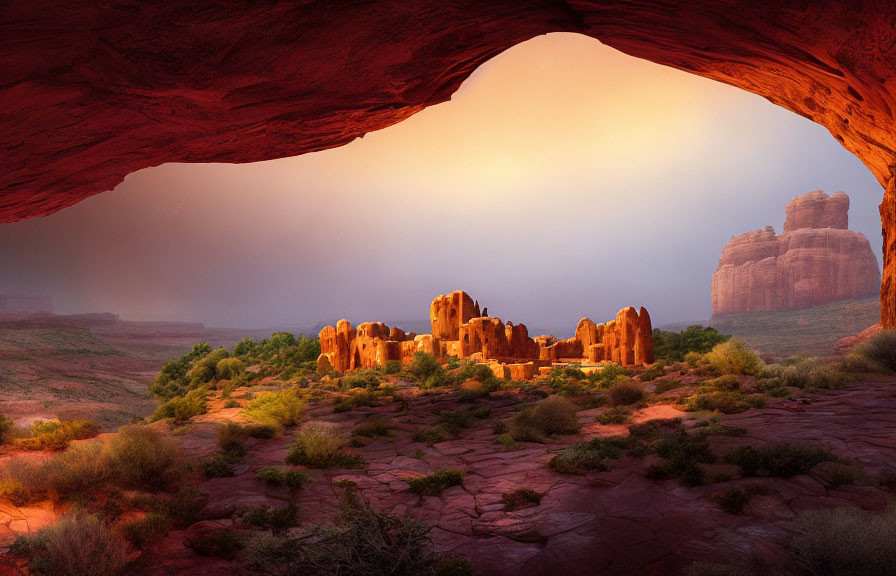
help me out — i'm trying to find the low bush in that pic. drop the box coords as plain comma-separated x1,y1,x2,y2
510,395,580,443
502,488,542,511
855,330,896,372
699,375,740,392
256,466,309,489
150,388,208,423
42,441,111,500
704,339,762,376
496,433,521,451
608,380,644,406
218,421,249,456
189,527,244,559
685,391,762,414
14,512,127,576
791,505,896,576
340,368,384,390
286,421,366,469
652,326,731,362
781,358,847,390
756,377,788,397
244,388,305,430
244,490,472,575
121,512,169,548
246,423,278,438
106,425,189,491
837,352,883,373
0,414,13,444
15,419,101,451
724,443,837,478
639,361,665,382
333,390,379,412
404,469,464,496
242,504,298,535
216,357,246,380
412,427,444,446
351,419,393,438
407,352,448,387
202,453,235,478
596,406,632,425
589,362,632,387
549,436,631,474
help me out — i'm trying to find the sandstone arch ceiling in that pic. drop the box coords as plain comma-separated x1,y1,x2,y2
2,0,895,324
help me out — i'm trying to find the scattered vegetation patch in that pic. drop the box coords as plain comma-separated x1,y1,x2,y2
508,396,580,442
685,391,763,414
855,330,896,372
404,469,465,496
724,443,837,478
121,512,169,548
351,418,393,439
652,325,731,362
704,339,763,376
286,422,366,469
596,406,632,425
791,505,896,576
150,387,208,422
341,368,384,390
608,380,645,406
713,485,768,514
244,490,474,575
10,512,127,576
14,419,101,451
333,390,380,412
549,436,631,474
189,527,245,559
502,488,542,511
242,504,298,535
411,427,444,446
244,388,305,430
256,466,310,489
781,358,847,390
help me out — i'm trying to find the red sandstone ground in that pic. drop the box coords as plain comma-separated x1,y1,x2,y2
3,375,881,575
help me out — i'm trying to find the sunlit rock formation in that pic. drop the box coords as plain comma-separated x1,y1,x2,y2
711,191,881,315
317,290,654,375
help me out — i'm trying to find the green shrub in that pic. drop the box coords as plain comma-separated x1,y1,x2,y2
496,433,521,451
286,421,366,469
352,418,393,438
42,441,111,500
333,390,379,412
15,419,101,451
608,380,644,406
412,428,444,446
189,527,244,559
105,426,189,491
244,388,305,429
652,326,731,362
244,490,468,575
216,357,246,380
639,361,666,382
549,436,631,474
700,375,740,392
756,377,788,397
725,443,836,477
242,504,298,535
407,352,444,382
18,512,127,576
715,486,753,514
781,358,847,390
502,488,542,511
791,505,896,576
246,423,278,438
589,362,632,387
0,478,32,506
341,368,384,390
685,391,757,414
856,330,896,372
256,466,309,489
509,396,580,442
150,388,208,422
202,453,235,478
121,512,169,548
704,339,762,376
404,469,464,496
596,406,632,425
218,421,249,456
0,414,13,444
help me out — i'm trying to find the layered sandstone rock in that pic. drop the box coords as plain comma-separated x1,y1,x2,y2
712,191,881,316
318,290,655,374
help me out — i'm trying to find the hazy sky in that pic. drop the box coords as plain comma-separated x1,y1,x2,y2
0,33,883,334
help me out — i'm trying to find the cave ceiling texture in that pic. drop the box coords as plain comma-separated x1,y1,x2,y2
1,1,895,325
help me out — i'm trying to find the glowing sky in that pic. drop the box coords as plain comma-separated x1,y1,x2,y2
0,33,883,333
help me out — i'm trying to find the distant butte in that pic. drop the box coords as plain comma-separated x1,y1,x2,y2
1,1,893,326
711,191,881,316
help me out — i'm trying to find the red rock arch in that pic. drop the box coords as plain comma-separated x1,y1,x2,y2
2,1,894,324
